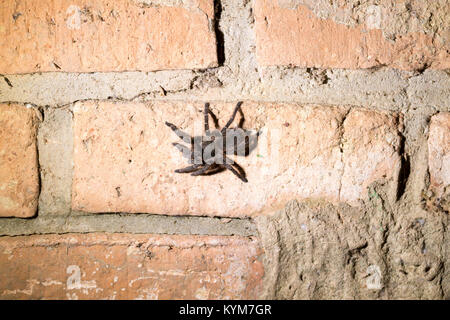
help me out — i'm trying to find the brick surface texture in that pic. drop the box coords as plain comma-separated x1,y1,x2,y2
0,233,263,299
427,113,450,210
0,0,448,302
72,101,401,216
0,104,39,218
254,0,450,70
0,0,217,74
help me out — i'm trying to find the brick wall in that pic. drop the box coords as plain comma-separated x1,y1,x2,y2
0,0,448,300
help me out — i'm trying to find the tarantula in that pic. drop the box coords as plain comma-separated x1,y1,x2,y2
165,102,259,183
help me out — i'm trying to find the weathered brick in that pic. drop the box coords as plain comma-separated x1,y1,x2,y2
72,101,401,216
0,0,217,74
0,233,263,300
254,0,450,70
427,113,450,211
340,109,402,205
0,104,39,218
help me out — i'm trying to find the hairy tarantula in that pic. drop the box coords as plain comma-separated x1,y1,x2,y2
165,102,259,183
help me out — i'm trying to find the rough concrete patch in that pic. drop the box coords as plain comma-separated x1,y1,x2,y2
38,107,73,215
386,204,448,299
256,199,381,299
255,199,448,299
395,107,449,298
0,214,257,237
399,108,434,206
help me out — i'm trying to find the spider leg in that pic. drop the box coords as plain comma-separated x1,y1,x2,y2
208,109,220,129
221,101,244,134
225,157,247,177
230,160,247,178
165,121,193,144
201,165,226,176
175,164,202,173
238,107,245,129
190,164,213,176
224,162,248,183
193,163,223,176
204,102,210,133
204,103,220,132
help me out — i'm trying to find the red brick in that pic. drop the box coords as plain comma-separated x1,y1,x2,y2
0,0,217,74
254,1,450,70
72,101,401,216
427,113,449,210
0,104,39,218
0,233,263,300
340,109,402,205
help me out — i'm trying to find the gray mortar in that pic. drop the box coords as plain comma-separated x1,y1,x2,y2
0,0,448,299
37,107,73,215
0,213,257,237
0,71,196,106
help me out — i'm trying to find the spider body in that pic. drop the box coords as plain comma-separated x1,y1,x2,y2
165,102,258,183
